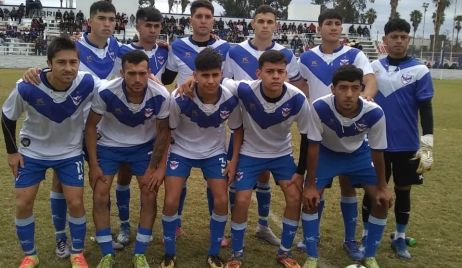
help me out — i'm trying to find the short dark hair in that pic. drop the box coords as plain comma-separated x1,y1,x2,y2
47,37,78,62
384,18,411,34
332,65,363,86
136,7,162,23
190,0,214,16
258,50,287,69
195,48,222,71
318,9,342,25
90,0,116,17
254,4,277,19
121,50,149,69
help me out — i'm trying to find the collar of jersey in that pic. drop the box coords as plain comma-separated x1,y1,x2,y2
84,32,108,49
40,69,72,92
386,55,411,66
131,42,157,51
319,44,343,54
195,84,222,105
188,36,215,47
248,39,276,51
259,82,287,103
122,81,147,104
332,95,363,120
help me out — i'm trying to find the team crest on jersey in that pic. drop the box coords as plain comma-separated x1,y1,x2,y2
86,55,93,63
220,110,230,120
311,60,318,67
114,108,123,114
71,95,82,106
185,52,192,58
21,138,31,147
169,160,179,170
242,57,249,64
355,122,368,132
340,58,350,66
108,51,116,61
235,171,244,181
282,107,292,117
157,55,165,65
401,73,413,85
144,107,154,118
35,98,45,106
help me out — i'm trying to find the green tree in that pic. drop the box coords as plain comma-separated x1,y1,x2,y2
216,0,249,17
433,0,451,45
333,0,375,23
389,0,399,20
410,10,422,46
455,15,462,47
138,0,155,7
168,0,174,13
364,8,377,28
181,0,190,13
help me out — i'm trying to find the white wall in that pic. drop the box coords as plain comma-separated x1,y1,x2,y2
77,0,138,19
287,0,320,21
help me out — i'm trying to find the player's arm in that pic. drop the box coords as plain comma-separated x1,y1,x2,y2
362,73,377,100
414,99,434,173
370,149,392,208
22,68,42,85
161,68,178,85
85,110,103,189
1,113,23,178
144,118,170,192
290,79,309,97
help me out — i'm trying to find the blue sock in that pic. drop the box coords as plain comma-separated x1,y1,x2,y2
162,213,178,256
207,187,214,216
116,184,130,230
68,215,86,254
16,216,36,256
177,185,187,227
50,191,67,242
134,227,152,254
394,223,407,239
365,215,387,257
209,211,227,256
256,182,271,227
278,218,298,255
362,221,369,239
229,186,236,211
341,196,358,241
231,221,247,255
301,212,319,258
318,194,325,219
96,228,114,256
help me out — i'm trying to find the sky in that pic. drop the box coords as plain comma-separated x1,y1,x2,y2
2,0,461,39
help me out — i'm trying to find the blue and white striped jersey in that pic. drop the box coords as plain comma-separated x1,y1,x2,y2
115,43,169,79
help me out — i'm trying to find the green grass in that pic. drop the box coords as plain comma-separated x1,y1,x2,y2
0,69,461,267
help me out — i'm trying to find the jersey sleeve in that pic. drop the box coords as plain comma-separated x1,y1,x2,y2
153,82,170,120
307,103,323,143
367,111,387,150
168,91,180,130
353,51,374,75
166,47,179,72
298,54,310,81
287,54,302,82
221,78,241,96
415,66,434,101
91,88,107,115
2,83,25,121
222,52,234,79
227,102,242,130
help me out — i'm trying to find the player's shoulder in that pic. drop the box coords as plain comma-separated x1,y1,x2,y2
97,77,123,93
299,46,319,61
147,80,170,98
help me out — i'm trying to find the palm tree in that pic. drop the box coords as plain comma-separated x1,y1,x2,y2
364,8,377,29
410,10,423,49
455,15,462,47
389,0,399,20
181,0,190,14
433,0,451,46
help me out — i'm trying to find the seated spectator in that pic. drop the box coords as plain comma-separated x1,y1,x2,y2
357,25,363,37
349,24,356,35
308,22,316,33
362,26,370,37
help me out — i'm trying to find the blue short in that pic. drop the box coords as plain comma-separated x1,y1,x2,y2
166,152,227,179
315,143,378,189
16,155,85,188
233,154,296,191
97,141,153,176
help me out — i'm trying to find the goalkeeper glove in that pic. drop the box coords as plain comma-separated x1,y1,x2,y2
413,134,433,174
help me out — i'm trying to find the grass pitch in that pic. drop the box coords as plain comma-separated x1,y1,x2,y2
0,69,461,267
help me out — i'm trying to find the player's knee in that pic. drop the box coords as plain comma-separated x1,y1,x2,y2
234,193,251,208
16,197,34,213
93,190,110,208
213,195,228,211
163,196,180,213
140,187,157,202
286,192,301,207
66,197,84,212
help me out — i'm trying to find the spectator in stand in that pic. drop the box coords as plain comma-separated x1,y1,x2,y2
76,10,84,24
55,9,62,22
281,33,288,44
357,25,363,37
282,22,287,33
308,22,316,33
18,4,25,24
290,35,303,53
10,7,17,21
349,24,356,35
363,26,370,38
129,14,135,27
3,8,10,21
0,8,4,21
217,18,224,31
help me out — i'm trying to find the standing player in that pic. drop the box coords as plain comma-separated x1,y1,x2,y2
222,4,304,245
301,65,392,268
222,50,313,268
161,0,230,238
297,9,377,260
362,18,434,260
86,50,170,268
2,38,95,268
161,48,240,268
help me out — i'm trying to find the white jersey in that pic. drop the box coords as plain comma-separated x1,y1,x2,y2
169,86,241,159
222,78,315,158
223,40,301,81
298,45,373,101
166,36,230,85
115,43,169,79
310,94,387,153
2,71,98,160
91,78,170,147
75,33,120,79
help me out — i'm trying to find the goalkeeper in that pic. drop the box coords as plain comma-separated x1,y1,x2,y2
363,18,434,260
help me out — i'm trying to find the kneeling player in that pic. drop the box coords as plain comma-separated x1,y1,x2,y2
301,65,392,268
85,50,170,268
160,48,240,268
2,38,96,268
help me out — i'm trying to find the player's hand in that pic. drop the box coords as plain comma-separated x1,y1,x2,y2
223,160,237,186
210,33,221,40
142,166,164,192
69,32,82,42
150,165,166,192
22,68,41,85
7,153,24,178
375,186,393,209
287,173,304,193
413,134,433,173
361,94,374,102
302,185,320,211
89,165,104,190
176,76,196,98
157,40,169,49
148,73,163,85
